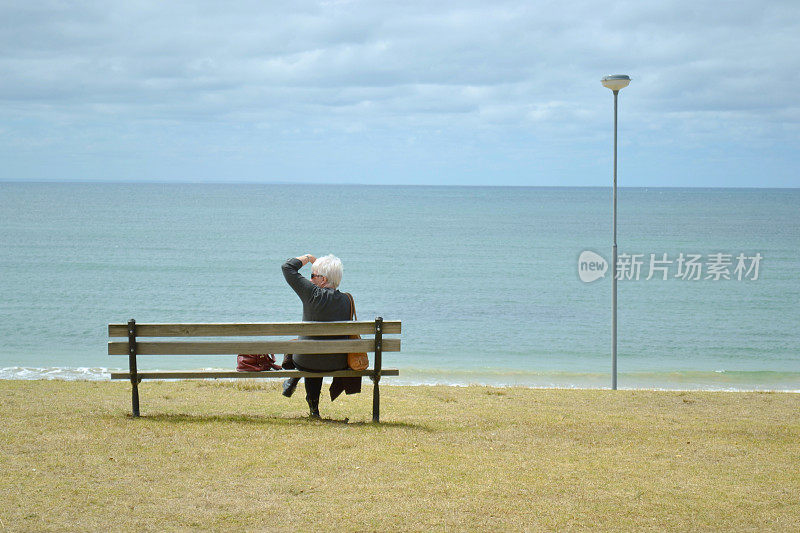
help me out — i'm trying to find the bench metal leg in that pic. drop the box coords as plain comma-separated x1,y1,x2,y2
372,317,383,423
128,318,140,418
372,381,380,423
131,382,140,418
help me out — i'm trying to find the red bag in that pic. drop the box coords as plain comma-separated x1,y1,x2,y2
236,353,281,372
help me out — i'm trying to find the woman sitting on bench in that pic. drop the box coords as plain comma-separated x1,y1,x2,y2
281,253,358,418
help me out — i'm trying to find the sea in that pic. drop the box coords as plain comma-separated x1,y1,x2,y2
1,182,798,391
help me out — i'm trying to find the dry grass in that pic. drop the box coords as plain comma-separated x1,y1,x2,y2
1,380,798,531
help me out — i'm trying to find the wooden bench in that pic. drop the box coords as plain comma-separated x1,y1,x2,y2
109,317,401,422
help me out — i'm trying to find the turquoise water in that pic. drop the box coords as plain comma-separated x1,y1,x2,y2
1,183,798,390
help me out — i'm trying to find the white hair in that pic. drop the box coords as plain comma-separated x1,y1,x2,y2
312,254,343,289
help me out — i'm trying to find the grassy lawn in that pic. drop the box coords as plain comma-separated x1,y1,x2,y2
1,380,798,531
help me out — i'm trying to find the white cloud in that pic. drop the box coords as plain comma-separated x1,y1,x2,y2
0,0,798,185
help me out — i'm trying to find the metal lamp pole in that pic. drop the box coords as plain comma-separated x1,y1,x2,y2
601,74,631,390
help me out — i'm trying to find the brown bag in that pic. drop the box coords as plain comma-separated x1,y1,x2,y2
345,292,369,371
236,353,281,372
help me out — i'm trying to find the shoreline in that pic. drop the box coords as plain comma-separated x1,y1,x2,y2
2,365,799,393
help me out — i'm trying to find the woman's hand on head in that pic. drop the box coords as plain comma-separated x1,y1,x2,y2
296,254,317,265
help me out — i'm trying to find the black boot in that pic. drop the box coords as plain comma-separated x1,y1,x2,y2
282,377,299,397
307,397,320,419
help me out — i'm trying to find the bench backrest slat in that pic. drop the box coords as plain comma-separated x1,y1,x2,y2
108,321,401,337
108,338,401,356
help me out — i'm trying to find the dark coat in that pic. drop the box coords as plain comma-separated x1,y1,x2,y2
282,258,361,399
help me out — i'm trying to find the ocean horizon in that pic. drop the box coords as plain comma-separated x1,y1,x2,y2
1,182,798,391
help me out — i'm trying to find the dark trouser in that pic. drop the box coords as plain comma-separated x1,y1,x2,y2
284,354,350,404
303,377,323,403
290,356,324,404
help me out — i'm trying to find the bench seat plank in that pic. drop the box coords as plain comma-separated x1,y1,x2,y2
108,338,400,356
110,369,400,380
108,321,401,337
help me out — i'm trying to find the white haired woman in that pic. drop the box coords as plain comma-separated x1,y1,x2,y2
281,253,358,418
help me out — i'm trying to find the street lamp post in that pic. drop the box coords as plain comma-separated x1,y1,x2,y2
601,74,631,390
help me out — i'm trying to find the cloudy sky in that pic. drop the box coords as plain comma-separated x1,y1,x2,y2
1,0,798,186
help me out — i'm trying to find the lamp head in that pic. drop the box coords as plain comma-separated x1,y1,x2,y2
601,74,631,91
